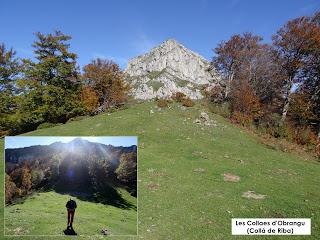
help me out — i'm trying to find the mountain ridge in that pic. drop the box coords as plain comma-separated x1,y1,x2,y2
5,139,137,165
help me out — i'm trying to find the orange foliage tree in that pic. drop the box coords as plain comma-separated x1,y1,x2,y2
80,86,99,114
230,80,262,125
83,58,129,112
214,33,283,110
272,14,320,124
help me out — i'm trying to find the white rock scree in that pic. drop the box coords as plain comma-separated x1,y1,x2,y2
125,39,221,100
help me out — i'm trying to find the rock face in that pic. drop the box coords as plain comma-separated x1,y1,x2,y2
125,39,221,100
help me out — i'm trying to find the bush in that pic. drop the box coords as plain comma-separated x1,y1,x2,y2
288,125,318,146
205,85,225,104
181,97,195,107
257,113,288,138
230,80,263,120
157,99,169,108
231,112,252,127
37,122,63,130
172,92,186,102
209,102,230,118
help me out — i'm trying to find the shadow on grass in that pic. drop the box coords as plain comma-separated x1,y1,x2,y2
52,183,136,210
64,227,77,235
6,180,136,211
6,184,136,211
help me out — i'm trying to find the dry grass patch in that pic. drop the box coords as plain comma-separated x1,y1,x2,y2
223,173,240,182
242,191,266,200
193,168,207,173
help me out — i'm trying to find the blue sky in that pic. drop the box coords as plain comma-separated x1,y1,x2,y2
5,136,137,149
1,0,319,69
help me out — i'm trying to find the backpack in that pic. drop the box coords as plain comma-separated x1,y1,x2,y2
66,200,77,209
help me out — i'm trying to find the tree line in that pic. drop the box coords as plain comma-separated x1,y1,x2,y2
5,145,137,204
209,11,320,156
0,31,129,136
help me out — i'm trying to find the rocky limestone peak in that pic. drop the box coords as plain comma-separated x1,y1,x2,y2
125,39,221,100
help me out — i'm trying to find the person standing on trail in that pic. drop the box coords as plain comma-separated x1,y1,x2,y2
66,198,77,229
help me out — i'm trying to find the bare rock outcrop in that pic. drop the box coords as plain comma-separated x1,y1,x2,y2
125,39,221,100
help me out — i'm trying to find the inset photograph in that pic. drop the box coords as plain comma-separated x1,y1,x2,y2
4,136,137,236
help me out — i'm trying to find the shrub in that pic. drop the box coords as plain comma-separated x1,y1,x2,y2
181,97,195,107
287,125,318,146
157,99,169,108
230,80,263,120
231,111,252,127
205,85,225,104
172,92,186,102
258,113,288,138
273,125,290,139
209,102,230,118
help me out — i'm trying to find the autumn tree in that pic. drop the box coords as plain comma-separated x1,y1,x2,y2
80,86,99,114
9,167,23,188
21,165,32,191
116,152,137,196
299,11,320,138
31,169,45,188
5,174,19,203
213,33,283,106
230,79,262,125
213,34,243,99
83,58,129,112
213,33,282,121
272,15,320,124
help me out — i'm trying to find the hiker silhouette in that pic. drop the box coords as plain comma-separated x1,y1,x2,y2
65,198,77,229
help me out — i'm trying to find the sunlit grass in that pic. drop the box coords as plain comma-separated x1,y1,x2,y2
4,191,137,236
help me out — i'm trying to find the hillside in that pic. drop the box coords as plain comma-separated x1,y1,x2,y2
1,101,320,239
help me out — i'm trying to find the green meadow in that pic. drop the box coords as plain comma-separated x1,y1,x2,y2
4,191,137,236
1,101,319,239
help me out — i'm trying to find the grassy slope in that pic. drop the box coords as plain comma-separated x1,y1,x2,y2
5,191,136,236
0,101,319,239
